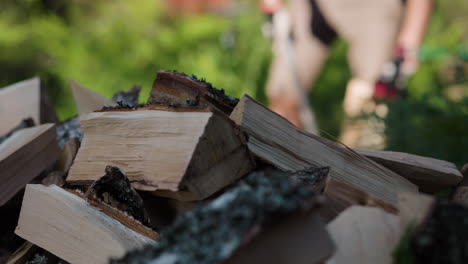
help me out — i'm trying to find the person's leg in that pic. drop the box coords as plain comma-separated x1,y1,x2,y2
266,0,329,129
317,0,403,146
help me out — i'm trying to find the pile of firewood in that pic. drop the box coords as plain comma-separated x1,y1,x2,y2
1,71,467,264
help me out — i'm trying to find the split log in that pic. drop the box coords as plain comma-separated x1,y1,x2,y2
148,71,239,114
70,80,116,116
112,167,334,264
0,124,60,206
67,105,254,200
355,148,462,193
229,95,417,207
326,206,401,264
0,78,40,135
15,184,153,264
320,178,397,222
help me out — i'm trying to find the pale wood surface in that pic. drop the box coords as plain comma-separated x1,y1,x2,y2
356,148,462,193
230,95,417,206
68,110,211,191
70,80,116,116
15,184,152,264
0,124,60,206
68,109,253,200
0,78,40,134
326,206,401,264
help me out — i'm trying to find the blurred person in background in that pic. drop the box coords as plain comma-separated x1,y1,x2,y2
261,0,432,146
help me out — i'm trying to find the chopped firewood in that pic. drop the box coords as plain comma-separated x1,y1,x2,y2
147,71,239,114
0,118,35,145
84,165,149,226
326,206,401,264
68,189,158,240
15,184,153,264
320,178,398,222
230,95,417,207
398,192,435,230
355,148,463,193
112,85,142,107
0,78,40,135
112,167,334,264
0,124,60,206
67,106,254,200
70,80,117,116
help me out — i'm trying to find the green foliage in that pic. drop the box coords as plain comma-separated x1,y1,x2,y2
393,226,415,264
384,95,468,167
0,0,466,164
310,40,350,137
0,0,271,120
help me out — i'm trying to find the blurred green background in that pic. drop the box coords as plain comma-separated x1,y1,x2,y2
0,0,467,166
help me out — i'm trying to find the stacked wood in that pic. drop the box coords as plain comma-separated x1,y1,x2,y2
0,78,41,135
67,104,254,200
0,124,60,206
355,148,463,193
15,184,153,264
2,72,466,264
230,95,417,218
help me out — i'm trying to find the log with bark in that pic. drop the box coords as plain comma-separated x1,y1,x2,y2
15,184,154,264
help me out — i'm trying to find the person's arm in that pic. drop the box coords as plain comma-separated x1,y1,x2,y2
397,0,433,71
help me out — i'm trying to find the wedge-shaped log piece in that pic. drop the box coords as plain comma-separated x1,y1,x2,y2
68,107,254,200
70,80,116,116
15,184,152,264
355,148,462,193
0,78,40,135
230,95,417,206
148,71,239,114
326,206,401,264
0,124,60,206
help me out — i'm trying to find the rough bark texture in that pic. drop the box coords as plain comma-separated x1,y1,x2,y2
56,117,82,148
111,167,329,264
148,71,239,114
112,85,142,108
85,166,149,226
411,200,468,264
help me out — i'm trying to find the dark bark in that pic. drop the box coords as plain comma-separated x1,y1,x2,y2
111,166,329,264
